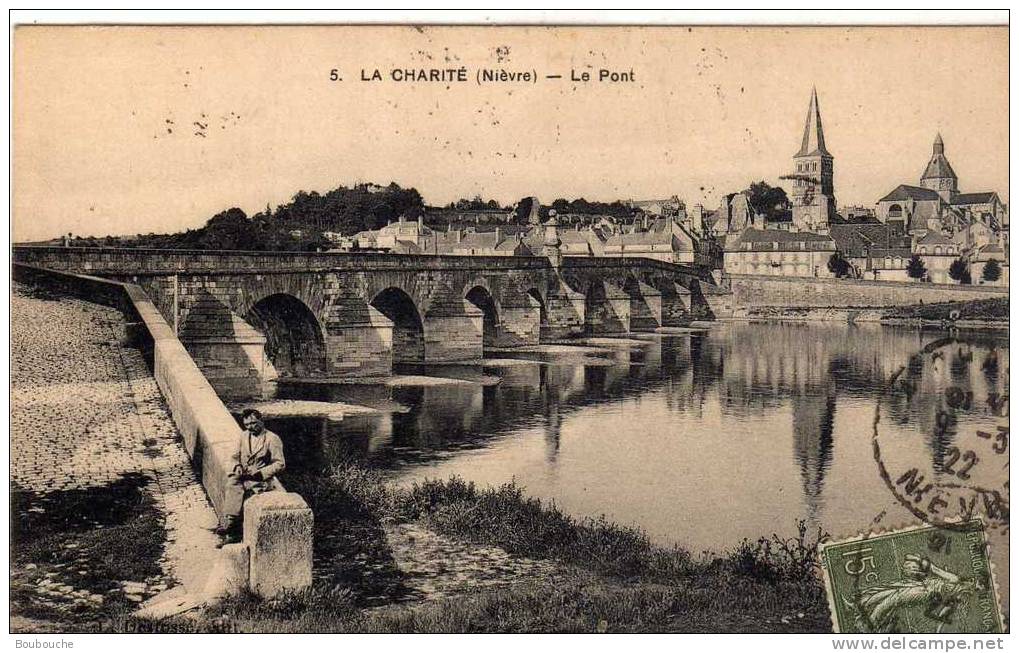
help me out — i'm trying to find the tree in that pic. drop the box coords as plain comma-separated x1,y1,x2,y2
190,208,259,250
906,254,927,280
512,196,536,223
451,195,504,211
827,251,852,278
982,259,1002,283
746,181,790,221
948,258,971,285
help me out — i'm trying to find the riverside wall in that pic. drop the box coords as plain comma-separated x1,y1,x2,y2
727,274,1008,310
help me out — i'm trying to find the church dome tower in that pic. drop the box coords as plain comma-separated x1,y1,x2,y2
920,133,958,204
785,88,836,232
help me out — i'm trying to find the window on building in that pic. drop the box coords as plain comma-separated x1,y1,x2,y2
888,204,903,219
920,247,927,255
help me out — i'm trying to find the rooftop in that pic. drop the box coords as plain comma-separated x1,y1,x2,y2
878,185,941,203
955,192,998,205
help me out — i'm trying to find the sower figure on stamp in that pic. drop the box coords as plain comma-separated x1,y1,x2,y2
848,553,984,633
216,408,286,545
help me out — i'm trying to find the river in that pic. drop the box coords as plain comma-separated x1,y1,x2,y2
268,321,1009,603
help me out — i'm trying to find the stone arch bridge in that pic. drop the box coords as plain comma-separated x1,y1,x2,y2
13,247,732,399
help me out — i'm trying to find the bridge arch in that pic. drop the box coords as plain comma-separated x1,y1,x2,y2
244,293,327,378
465,285,500,349
370,287,425,363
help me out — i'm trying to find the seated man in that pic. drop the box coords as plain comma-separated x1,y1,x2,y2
216,408,286,544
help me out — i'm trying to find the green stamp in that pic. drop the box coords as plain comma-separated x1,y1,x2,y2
819,520,1003,634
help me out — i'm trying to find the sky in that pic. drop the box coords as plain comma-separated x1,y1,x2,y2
12,25,1008,242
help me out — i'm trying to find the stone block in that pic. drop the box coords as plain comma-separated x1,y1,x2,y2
244,491,313,598
201,543,250,600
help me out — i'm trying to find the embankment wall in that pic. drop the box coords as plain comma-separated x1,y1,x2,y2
728,274,1008,310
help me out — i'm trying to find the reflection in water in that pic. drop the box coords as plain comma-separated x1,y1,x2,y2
792,392,836,526
268,322,1008,603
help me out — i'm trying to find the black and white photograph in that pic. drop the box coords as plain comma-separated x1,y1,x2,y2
8,10,1011,643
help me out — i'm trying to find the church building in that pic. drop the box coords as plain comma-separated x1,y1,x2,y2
781,88,836,232
875,134,1008,235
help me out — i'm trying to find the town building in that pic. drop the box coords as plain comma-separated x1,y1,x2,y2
707,192,761,236
970,244,1009,286
912,230,963,284
450,227,533,256
839,205,877,223
829,223,912,281
723,229,836,277
625,196,685,218
602,218,699,264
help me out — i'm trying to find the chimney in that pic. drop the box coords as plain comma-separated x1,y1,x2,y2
418,214,423,229
495,226,502,243
398,214,405,224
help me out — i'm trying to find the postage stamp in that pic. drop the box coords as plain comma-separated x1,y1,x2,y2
819,520,1004,634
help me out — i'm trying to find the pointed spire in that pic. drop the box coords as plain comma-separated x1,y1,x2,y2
933,132,944,155
795,87,831,157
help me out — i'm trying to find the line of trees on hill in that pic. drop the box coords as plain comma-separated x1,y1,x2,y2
71,183,426,251
61,183,699,251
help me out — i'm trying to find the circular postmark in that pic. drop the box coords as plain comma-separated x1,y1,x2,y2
872,335,1009,533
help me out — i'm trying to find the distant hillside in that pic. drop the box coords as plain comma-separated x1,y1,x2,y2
63,182,425,251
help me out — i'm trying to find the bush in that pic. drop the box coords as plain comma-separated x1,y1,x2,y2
948,257,971,284
827,252,852,278
982,259,1002,282
906,254,927,280
726,520,827,584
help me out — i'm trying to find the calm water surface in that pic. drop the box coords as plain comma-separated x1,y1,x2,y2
270,322,1009,602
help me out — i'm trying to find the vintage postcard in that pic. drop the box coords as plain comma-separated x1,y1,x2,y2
9,14,1009,638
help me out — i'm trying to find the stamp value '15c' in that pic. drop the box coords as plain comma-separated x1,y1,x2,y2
819,520,1003,634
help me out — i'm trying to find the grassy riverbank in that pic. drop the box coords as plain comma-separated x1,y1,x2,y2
123,463,831,633
735,297,1008,327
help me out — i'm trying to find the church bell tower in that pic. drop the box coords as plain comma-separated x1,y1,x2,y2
920,133,958,204
785,88,836,232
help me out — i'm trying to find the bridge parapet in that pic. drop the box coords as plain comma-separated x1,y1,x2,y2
12,246,556,274
12,245,715,279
